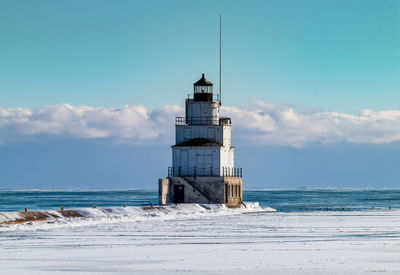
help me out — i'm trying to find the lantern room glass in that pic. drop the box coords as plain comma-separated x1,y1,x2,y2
194,85,212,94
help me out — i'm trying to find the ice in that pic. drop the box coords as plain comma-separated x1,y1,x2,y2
0,203,269,231
1,206,400,274
0,212,22,223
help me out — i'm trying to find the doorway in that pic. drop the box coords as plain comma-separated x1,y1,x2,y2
174,185,185,203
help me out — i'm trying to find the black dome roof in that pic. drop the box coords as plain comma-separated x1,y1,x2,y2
193,73,213,86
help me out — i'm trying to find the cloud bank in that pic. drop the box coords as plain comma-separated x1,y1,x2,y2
1,100,400,147
0,104,181,144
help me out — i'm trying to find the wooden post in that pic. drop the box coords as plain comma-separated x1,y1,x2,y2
60,206,64,211
24,208,28,212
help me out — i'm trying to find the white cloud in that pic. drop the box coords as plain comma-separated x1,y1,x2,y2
1,100,400,147
0,104,182,144
222,99,400,147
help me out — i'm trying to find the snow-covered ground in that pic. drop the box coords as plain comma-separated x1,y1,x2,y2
1,204,400,274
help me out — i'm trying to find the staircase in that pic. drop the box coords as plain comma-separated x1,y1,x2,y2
182,176,212,203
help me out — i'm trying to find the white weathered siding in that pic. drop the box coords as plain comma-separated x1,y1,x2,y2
172,147,222,176
186,100,219,125
172,146,234,176
176,125,227,144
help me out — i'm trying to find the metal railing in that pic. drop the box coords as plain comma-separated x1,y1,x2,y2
187,93,220,102
175,116,231,126
219,117,231,126
168,166,242,177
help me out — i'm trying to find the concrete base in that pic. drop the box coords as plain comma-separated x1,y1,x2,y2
158,176,243,207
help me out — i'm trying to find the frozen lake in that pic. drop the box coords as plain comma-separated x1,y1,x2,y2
1,204,400,274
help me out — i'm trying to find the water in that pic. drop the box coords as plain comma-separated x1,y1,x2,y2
1,189,400,212
0,190,158,212
246,189,400,212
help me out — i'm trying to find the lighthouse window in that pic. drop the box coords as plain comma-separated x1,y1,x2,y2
194,86,212,94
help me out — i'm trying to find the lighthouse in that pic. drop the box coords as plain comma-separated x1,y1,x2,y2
158,73,243,207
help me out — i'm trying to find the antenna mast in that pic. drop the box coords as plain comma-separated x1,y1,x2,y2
219,14,222,106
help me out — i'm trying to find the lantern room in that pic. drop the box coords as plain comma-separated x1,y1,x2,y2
193,73,213,102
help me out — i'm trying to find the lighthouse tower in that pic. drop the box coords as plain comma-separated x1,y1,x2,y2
158,74,243,207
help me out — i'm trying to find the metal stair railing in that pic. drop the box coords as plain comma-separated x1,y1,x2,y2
168,166,243,177
182,176,212,202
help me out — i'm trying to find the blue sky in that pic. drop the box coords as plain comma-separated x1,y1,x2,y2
1,0,400,189
1,0,400,112
1,142,400,189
